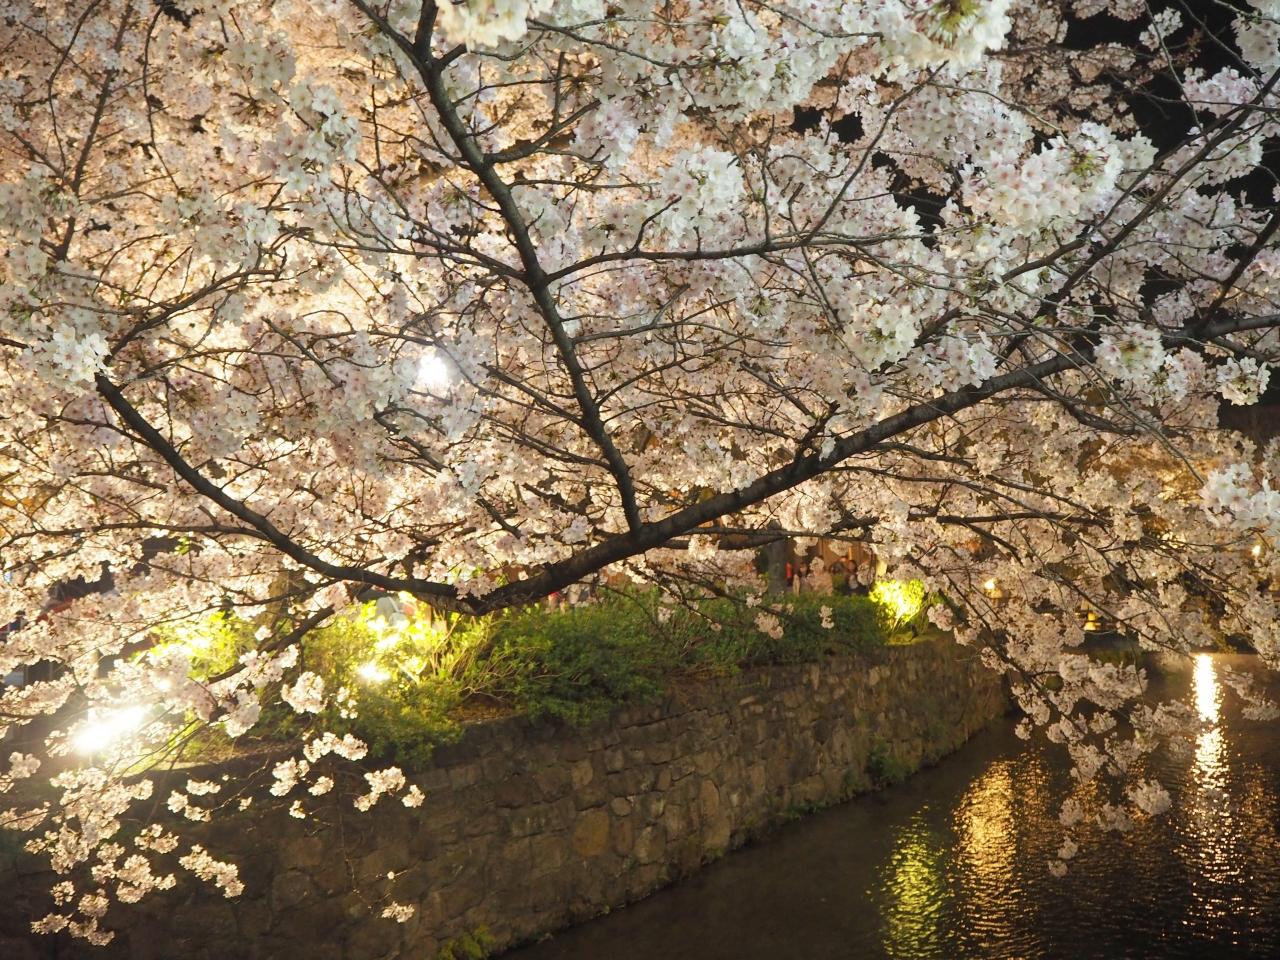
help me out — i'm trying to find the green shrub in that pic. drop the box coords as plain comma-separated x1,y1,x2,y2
299,606,513,768
481,599,676,726
163,590,898,767
865,739,913,786
694,592,888,666
868,579,941,636
437,926,494,960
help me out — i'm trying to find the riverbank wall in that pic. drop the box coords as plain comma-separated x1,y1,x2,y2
2,636,1006,960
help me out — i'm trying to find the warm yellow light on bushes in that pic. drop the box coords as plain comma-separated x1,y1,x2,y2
870,580,925,628
374,630,403,652
170,621,213,651
356,661,390,684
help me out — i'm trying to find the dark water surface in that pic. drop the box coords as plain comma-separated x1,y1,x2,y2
509,654,1280,959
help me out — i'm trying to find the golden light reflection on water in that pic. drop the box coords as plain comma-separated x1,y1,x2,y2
955,765,1016,893
1194,653,1220,724
1183,652,1237,917
1190,654,1228,802
1191,653,1229,809
878,655,1274,958
881,816,947,959
881,762,1040,958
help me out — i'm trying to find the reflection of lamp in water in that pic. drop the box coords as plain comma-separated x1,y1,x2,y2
881,816,947,958
952,759,1034,948
956,764,1016,879
1191,653,1226,806
1193,653,1219,724
1185,651,1234,911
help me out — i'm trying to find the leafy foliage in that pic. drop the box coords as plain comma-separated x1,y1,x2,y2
867,580,943,635
174,593,895,766
866,740,913,787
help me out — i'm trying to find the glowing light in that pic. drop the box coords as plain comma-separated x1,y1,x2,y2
72,706,148,755
356,661,390,684
1188,650,1233,890
171,623,212,651
374,633,402,652
982,579,997,593
869,579,925,628
1251,543,1263,558
416,350,452,392
1193,653,1219,725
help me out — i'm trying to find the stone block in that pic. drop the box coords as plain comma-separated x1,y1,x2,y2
697,779,720,820
279,834,326,870
611,816,635,858
633,824,665,865
569,758,595,790
0,938,40,960
570,808,611,858
603,748,625,773
704,813,732,854
344,916,402,960
271,868,318,911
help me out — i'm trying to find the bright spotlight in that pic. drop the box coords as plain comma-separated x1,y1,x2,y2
72,706,148,755
416,350,452,392
357,661,390,684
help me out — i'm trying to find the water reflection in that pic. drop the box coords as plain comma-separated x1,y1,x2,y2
1174,653,1277,937
1191,653,1227,798
1183,653,1238,927
1194,652,1220,724
952,757,1018,957
510,654,1280,960
881,816,946,958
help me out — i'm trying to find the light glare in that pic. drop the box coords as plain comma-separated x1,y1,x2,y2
416,350,452,392
357,661,390,684
1194,653,1220,725
72,706,148,755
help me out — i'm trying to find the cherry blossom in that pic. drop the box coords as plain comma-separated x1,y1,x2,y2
1,0,1279,936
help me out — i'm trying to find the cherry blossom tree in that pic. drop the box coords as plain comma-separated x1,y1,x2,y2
2,0,1280,941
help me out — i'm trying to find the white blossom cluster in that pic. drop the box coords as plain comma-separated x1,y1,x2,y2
1,0,1279,932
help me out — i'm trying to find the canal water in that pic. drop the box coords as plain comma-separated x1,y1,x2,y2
509,654,1280,959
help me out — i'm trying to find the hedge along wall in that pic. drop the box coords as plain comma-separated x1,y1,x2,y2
4,636,1007,960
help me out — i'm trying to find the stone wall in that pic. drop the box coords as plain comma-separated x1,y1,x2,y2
3,637,1006,959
